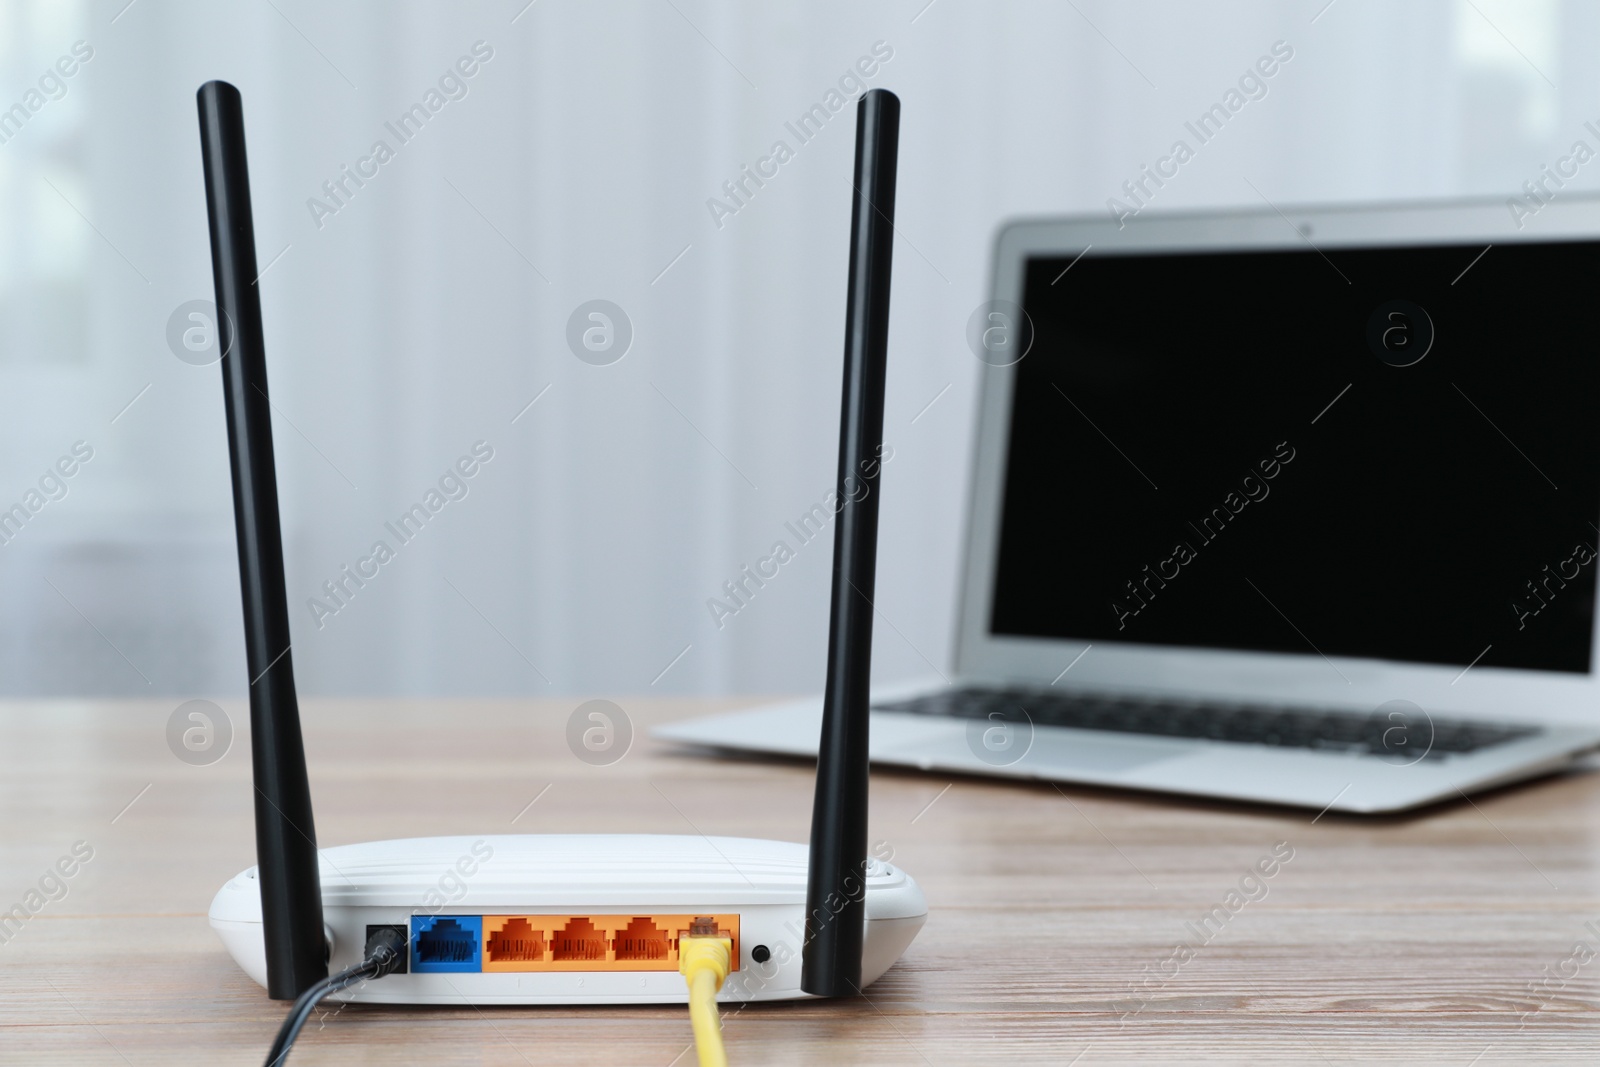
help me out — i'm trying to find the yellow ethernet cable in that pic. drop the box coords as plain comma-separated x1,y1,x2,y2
679,930,733,1067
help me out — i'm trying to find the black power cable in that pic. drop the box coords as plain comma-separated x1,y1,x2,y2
264,927,406,1067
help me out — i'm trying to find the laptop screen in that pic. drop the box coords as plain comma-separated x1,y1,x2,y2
990,240,1600,674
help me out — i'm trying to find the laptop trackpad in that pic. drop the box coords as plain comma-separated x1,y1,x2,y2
889,725,1195,775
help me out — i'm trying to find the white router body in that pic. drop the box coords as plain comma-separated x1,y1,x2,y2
210,834,927,1004
197,78,914,1030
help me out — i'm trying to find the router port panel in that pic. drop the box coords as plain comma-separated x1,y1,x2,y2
480,913,739,972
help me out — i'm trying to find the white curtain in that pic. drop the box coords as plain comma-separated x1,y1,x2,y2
0,0,1580,697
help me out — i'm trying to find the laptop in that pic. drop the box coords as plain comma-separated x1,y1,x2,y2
657,195,1600,814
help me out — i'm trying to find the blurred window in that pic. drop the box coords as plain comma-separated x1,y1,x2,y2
0,0,90,365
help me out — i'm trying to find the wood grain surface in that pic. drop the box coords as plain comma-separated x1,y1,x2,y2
0,698,1596,1065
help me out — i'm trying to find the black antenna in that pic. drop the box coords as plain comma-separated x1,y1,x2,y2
197,80,328,1001
803,87,900,998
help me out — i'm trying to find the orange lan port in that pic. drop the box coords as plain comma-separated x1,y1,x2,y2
614,917,672,964
551,917,608,963
485,917,545,969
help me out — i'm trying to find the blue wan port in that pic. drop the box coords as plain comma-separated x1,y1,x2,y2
412,915,482,973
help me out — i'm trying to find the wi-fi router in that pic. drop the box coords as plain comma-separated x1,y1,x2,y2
194,79,921,1051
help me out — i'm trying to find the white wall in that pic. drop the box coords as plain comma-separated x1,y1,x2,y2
0,0,1583,697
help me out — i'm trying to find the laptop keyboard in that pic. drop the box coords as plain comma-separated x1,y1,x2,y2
875,687,1540,761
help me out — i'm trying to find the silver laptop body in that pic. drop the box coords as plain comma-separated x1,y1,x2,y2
658,195,1600,813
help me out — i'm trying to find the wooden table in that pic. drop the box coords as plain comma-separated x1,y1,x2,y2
1,698,1596,1064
